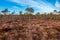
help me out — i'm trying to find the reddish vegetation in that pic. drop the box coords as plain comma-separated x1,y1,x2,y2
0,16,60,40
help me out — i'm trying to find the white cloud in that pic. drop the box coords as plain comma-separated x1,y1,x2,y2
12,6,20,9
55,1,60,8
9,6,22,14
9,0,32,6
8,0,55,13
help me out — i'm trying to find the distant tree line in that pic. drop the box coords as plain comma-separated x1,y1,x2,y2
0,8,60,15
0,8,60,20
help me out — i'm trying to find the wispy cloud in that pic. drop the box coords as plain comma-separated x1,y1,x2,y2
55,1,60,8
12,6,21,10
9,6,22,14
7,0,56,13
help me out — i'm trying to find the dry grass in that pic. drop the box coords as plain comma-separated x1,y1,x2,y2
0,15,60,40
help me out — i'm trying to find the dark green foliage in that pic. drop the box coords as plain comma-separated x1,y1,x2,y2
25,8,34,14
1,9,10,15
19,11,22,15
54,10,57,13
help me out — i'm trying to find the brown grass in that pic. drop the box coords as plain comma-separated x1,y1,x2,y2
0,15,60,40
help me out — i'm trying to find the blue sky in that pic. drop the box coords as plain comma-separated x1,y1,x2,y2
0,0,60,13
